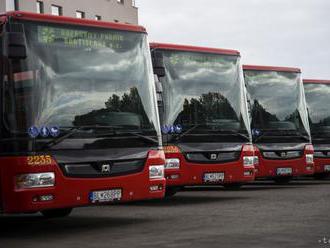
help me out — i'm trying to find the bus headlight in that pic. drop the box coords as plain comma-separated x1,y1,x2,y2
243,156,255,167
165,158,180,169
16,172,55,189
149,165,164,179
306,154,314,164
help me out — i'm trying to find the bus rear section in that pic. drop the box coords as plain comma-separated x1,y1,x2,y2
0,12,165,217
243,65,314,183
150,43,256,196
303,79,330,179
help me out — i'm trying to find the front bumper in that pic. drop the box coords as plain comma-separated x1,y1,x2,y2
314,158,330,175
0,155,165,214
165,153,255,187
255,156,314,178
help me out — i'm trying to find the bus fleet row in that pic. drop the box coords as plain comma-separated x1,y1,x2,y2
0,12,328,217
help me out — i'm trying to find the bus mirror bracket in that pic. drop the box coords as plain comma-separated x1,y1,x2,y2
152,50,165,77
5,24,27,60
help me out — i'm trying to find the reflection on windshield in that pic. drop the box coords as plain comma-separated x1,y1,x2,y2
74,88,149,130
304,83,330,137
4,20,159,139
244,70,310,137
159,50,251,141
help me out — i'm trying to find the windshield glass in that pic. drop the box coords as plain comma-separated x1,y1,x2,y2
158,49,251,143
304,83,330,138
244,70,310,141
2,20,160,146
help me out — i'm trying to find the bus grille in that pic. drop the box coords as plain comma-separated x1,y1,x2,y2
59,159,145,178
185,151,241,164
261,151,303,160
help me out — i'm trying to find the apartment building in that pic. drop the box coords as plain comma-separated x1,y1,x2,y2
0,0,138,24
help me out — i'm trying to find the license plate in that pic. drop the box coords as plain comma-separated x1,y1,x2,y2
324,165,330,172
277,168,293,176
203,173,225,183
89,189,122,203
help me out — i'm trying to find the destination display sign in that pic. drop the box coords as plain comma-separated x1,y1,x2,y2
37,25,126,49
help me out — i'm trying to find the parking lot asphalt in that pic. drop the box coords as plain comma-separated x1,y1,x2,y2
1,178,330,248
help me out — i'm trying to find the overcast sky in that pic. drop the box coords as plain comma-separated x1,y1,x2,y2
138,0,330,79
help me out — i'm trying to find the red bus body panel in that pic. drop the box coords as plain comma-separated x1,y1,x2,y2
243,65,301,73
150,42,240,56
2,11,146,33
0,150,165,214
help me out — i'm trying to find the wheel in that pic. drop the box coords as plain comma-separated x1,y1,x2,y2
314,173,330,180
223,183,243,190
165,187,180,197
274,177,292,184
41,208,73,218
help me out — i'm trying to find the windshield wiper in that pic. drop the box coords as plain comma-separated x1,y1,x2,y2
207,129,250,140
42,125,158,150
254,129,310,142
172,125,200,142
172,126,250,142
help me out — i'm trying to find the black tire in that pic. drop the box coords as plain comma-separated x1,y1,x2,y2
274,177,292,184
223,183,243,190
41,208,73,218
314,173,330,180
165,187,180,198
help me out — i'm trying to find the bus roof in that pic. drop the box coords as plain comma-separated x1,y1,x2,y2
150,42,240,56
1,11,147,33
303,79,330,84
243,65,301,73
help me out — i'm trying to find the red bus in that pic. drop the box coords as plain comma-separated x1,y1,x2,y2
0,12,165,217
150,43,256,196
243,65,314,183
303,79,330,179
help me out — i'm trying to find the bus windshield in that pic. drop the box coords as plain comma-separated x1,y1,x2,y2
2,20,160,147
244,70,310,141
304,83,330,139
158,50,251,143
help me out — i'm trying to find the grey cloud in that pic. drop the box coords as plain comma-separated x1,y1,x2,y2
138,0,330,79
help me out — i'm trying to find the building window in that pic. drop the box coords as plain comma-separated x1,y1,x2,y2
117,0,124,4
14,0,19,10
95,15,102,21
76,11,85,19
36,1,44,14
51,5,63,16
132,0,136,7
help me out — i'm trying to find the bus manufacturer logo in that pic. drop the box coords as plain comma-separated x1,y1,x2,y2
280,152,287,158
210,154,218,160
101,164,111,174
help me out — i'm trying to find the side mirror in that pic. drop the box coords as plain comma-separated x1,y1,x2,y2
152,50,165,77
5,24,27,60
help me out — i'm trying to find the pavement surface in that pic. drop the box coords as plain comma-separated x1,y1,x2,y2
1,179,330,248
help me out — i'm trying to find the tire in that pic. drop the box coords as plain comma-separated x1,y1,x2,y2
41,208,73,218
165,187,180,198
274,177,292,184
314,173,330,180
223,183,243,190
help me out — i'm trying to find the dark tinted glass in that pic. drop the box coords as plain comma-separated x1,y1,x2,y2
244,70,310,138
304,83,330,137
3,21,159,139
159,50,251,142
